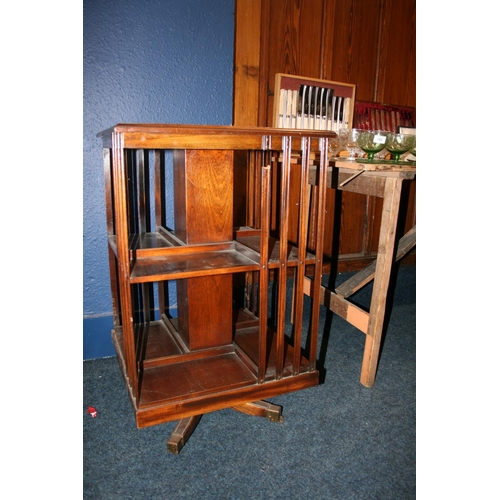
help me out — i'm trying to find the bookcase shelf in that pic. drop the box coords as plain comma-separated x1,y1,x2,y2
98,124,333,451
129,243,260,283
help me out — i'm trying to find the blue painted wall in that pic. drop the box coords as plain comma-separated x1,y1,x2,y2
83,0,235,359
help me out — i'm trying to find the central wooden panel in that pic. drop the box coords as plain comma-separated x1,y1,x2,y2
173,149,234,243
173,150,234,350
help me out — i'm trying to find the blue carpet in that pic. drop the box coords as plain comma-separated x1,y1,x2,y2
84,265,415,499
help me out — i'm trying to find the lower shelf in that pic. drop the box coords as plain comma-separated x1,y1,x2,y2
112,316,319,428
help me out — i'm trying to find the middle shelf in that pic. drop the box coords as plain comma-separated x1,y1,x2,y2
108,226,318,284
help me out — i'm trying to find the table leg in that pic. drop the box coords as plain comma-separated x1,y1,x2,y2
360,176,403,387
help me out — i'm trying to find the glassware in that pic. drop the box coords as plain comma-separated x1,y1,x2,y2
339,128,362,160
328,133,341,159
385,133,414,162
408,135,416,157
404,135,416,164
356,130,389,161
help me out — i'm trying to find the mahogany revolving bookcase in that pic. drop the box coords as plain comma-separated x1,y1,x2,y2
97,124,334,453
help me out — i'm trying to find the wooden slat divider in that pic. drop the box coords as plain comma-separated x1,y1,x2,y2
137,149,148,234
275,136,292,380
112,131,138,399
307,138,329,371
258,165,271,384
292,137,311,375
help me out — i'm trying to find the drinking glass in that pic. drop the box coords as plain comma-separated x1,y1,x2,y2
328,133,341,158
408,135,416,157
339,128,362,160
385,133,414,162
356,130,389,161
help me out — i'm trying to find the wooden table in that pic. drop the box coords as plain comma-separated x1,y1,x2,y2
305,159,416,387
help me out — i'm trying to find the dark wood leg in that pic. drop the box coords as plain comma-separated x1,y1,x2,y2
167,415,202,454
232,401,284,423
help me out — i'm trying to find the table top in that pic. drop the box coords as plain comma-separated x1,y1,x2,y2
334,159,416,173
